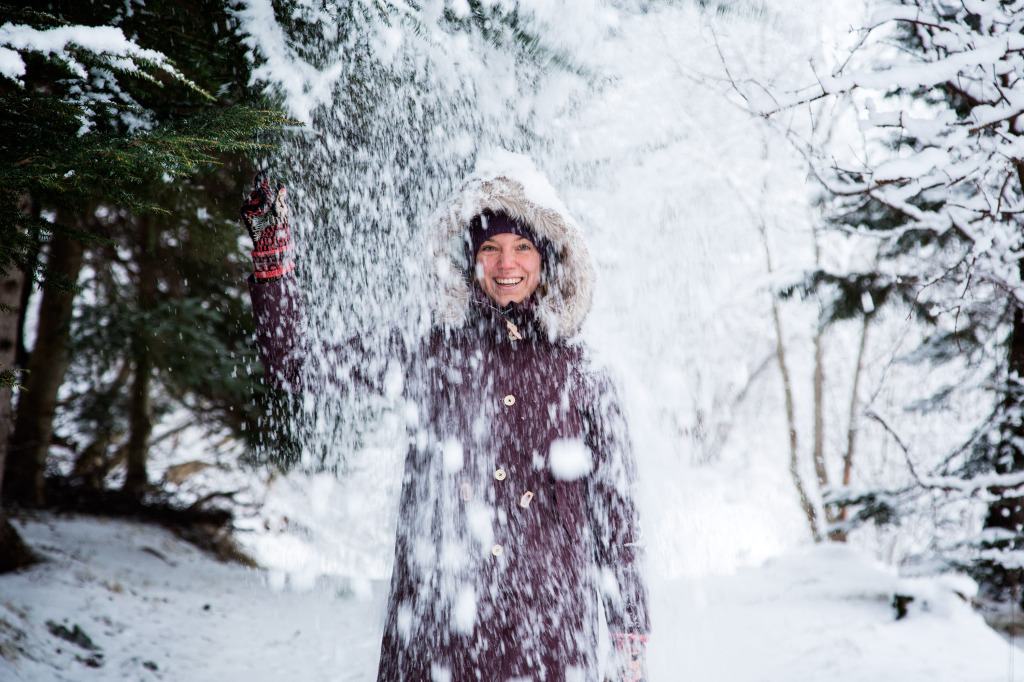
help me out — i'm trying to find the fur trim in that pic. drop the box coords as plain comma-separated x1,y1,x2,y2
429,157,595,339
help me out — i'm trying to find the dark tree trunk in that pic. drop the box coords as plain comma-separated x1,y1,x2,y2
978,161,1024,606
0,262,38,572
4,233,85,507
979,301,1024,604
123,216,157,498
0,269,23,494
0,517,38,573
123,351,153,497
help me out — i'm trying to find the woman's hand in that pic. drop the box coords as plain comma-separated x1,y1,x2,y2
605,633,649,682
240,171,294,281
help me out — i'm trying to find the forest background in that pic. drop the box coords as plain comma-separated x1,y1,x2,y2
2,0,1024,665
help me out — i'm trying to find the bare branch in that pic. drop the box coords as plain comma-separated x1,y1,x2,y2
864,410,924,486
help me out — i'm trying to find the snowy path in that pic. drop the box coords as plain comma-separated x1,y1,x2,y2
2,514,1022,681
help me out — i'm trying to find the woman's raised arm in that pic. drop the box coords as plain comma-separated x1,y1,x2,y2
241,173,397,395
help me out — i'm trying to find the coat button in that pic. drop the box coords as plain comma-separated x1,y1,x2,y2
491,544,504,557
503,394,515,406
520,491,534,508
494,468,507,481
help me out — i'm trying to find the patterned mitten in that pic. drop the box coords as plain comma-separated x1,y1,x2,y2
607,633,648,682
240,171,295,281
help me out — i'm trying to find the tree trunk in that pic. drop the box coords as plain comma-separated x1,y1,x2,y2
4,233,85,507
123,216,157,498
980,302,1024,603
841,317,870,489
71,360,131,489
0,259,38,571
0,517,37,573
760,221,820,541
123,352,153,497
977,159,1024,606
827,315,871,542
0,268,24,495
773,302,821,542
813,326,846,540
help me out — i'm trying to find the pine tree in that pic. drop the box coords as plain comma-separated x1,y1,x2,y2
0,1,291,548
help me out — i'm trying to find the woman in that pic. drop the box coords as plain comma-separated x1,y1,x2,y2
242,153,650,682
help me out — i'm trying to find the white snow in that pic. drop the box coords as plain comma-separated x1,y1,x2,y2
3,514,1022,681
0,23,187,85
453,584,477,635
0,45,24,79
231,0,348,123
549,439,593,481
441,438,464,473
872,148,949,182
0,515,384,682
654,544,1024,682
466,149,579,228
464,500,495,551
861,291,875,314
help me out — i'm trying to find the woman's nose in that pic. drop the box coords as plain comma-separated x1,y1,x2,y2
498,249,516,268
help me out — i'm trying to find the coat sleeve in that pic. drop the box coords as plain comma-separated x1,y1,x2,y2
249,273,307,391
582,369,651,635
248,273,400,394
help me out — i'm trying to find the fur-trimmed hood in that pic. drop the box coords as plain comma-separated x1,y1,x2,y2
429,150,595,339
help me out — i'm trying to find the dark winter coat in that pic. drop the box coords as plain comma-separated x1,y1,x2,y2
250,161,649,682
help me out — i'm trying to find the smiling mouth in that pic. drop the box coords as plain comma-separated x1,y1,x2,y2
495,278,523,286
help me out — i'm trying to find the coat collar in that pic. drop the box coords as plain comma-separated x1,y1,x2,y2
466,286,549,345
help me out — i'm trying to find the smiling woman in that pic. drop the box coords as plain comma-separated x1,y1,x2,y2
243,152,650,682
471,213,544,306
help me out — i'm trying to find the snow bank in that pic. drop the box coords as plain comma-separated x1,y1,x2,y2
652,543,1022,682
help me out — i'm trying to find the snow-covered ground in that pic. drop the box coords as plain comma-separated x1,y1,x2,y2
0,515,383,681
2,513,1020,681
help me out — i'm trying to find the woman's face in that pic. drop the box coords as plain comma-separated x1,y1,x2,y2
475,233,542,306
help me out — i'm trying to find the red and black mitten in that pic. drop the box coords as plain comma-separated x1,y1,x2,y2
240,171,295,281
606,633,649,682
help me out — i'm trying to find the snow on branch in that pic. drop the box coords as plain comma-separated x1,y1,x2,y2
736,0,1024,327
749,2,1024,117
919,470,1024,495
977,548,1024,570
0,21,206,97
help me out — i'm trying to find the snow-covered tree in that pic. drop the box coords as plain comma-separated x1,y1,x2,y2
752,0,1024,614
